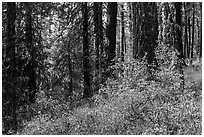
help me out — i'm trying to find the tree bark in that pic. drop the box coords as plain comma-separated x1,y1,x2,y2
158,2,163,43
199,2,202,59
4,2,17,134
82,2,92,98
184,2,188,59
98,2,104,84
187,16,191,58
132,3,140,59
163,3,173,45
93,2,99,70
128,3,133,59
121,4,125,61
25,3,37,103
93,2,100,91
68,45,73,98
140,2,158,71
190,3,195,64
105,2,117,79
175,2,184,89
106,2,117,66
93,2,103,90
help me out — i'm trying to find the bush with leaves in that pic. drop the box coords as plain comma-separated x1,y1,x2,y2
19,59,201,135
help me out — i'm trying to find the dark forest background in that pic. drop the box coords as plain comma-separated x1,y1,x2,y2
2,2,202,135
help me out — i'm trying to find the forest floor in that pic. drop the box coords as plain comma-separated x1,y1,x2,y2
18,61,202,135
185,63,202,83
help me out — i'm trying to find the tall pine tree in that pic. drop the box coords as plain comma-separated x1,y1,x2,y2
82,2,92,98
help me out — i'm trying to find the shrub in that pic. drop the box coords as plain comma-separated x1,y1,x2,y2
19,59,201,135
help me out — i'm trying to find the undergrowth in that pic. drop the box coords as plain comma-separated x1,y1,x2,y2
18,59,202,135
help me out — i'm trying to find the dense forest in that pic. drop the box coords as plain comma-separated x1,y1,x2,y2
2,2,202,135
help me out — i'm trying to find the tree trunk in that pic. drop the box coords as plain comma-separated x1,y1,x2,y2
184,2,188,59
105,2,117,79
93,2,103,90
93,2,100,91
190,3,195,64
196,18,199,56
175,2,184,89
98,2,104,84
93,2,99,70
25,3,37,104
163,3,171,45
158,2,163,43
128,2,133,59
199,2,202,59
68,45,73,98
132,3,136,59
121,4,125,61
82,2,92,98
187,17,191,58
106,2,117,67
140,2,159,72
132,3,139,59
4,2,17,134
